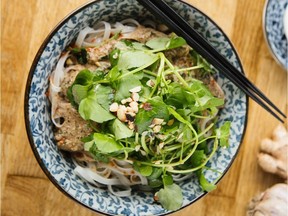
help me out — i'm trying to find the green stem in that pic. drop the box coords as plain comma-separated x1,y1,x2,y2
117,57,159,80
149,53,165,98
164,57,189,88
166,137,219,174
164,65,204,75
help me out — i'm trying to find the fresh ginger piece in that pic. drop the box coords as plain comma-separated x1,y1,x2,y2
258,125,288,180
247,183,288,216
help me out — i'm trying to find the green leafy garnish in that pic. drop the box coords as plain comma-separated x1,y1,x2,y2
145,36,186,51
216,121,231,147
79,92,115,123
118,50,158,70
64,32,233,212
157,183,183,211
110,119,133,140
135,96,170,133
197,169,217,192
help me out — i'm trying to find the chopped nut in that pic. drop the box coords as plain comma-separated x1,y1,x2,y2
117,105,127,122
131,92,140,101
153,125,161,133
121,97,132,104
65,58,74,65
129,101,139,113
152,118,164,125
129,86,141,93
126,107,133,113
128,121,135,130
109,102,119,112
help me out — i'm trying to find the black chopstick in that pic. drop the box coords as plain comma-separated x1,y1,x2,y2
136,0,286,123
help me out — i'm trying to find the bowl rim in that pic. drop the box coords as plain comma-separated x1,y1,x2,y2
262,0,288,70
24,0,249,215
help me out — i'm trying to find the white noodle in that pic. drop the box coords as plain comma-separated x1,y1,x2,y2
75,26,95,47
74,165,122,185
108,185,132,197
172,173,193,182
75,19,141,47
49,52,70,128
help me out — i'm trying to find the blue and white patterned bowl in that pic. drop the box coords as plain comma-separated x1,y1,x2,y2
263,0,288,70
24,0,248,215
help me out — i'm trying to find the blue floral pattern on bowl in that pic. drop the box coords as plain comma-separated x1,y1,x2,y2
263,0,288,69
25,0,248,215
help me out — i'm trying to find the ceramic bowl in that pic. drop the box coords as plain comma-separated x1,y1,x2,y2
24,0,248,215
263,0,288,70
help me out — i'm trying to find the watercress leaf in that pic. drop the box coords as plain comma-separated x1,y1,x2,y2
95,85,114,111
190,150,207,167
216,121,231,147
139,165,153,176
93,133,124,153
162,173,173,186
132,42,150,50
197,169,217,192
79,93,115,123
69,69,106,105
146,36,186,51
148,179,163,188
157,183,183,211
147,167,163,180
145,37,170,50
114,75,142,102
165,83,188,108
109,48,120,67
73,69,95,85
118,50,158,70
72,84,90,104
166,36,186,49
106,66,120,82
135,96,169,133
84,142,110,163
110,119,134,140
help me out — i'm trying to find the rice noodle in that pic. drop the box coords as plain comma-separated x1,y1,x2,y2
74,164,122,185
49,52,70,127
107,185,132,197
75,19,140,47
172,173,194,182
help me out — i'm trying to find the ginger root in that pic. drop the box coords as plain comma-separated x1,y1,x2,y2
258,125,288,180
247,125,288,216
247,183,288,216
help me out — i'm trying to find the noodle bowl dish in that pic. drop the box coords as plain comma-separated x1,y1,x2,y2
24,0,248,215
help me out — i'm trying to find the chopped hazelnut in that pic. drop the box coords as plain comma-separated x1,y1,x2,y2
129,86,141,93
109,102,119,112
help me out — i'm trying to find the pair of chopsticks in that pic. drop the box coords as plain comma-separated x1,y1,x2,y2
136,0,286,123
